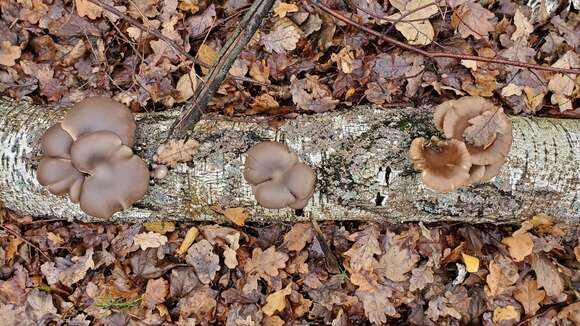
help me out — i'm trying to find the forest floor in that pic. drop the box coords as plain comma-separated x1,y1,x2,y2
1,0,579,324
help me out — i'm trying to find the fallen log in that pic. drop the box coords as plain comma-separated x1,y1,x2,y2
0,97,578,224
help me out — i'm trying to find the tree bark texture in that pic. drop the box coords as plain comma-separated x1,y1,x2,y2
0,97,578,224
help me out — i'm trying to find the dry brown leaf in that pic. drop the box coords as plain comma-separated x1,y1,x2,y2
263,315,285,326
387,0,438,45
244,246,289,278
223,207,249,226
179,0,200,13
356,285,397,324
290,74,339,113
502,232,534,262
331,46,355,74
144,221,176,234
530,254,563,297
378,231,419,282
197,44,218,74
463,71,497,97
514,278,545,316
186,239,220,284
176,69,199,102
501,83,523,97
451,2,496,40
0,42,21,67
59,248,95,287
557,302,580,324
512,9,533,41
262,284,292,316
262,17,302,54
548,51,579,113
522,86,545,113
143,278,169,309
273,2,298,18
575,244,580,263
129,0,159,18
485,255,518,297
134,232,168,250
176,227,199,256
284,223,314,252
249,59,270,83
492,305,520,323
250,93,279,112
409,262,434,291
155,139,200,167
47,232,65,246
463,108,505,148
75,0,102,20
344,225,381,272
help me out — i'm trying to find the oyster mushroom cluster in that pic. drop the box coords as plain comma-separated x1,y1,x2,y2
243,142,316,209
37,97,149,218
409,96,513,192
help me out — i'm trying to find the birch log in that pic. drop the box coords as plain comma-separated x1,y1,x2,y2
0,97,578,224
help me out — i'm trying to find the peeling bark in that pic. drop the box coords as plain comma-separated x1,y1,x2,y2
0,97,578,224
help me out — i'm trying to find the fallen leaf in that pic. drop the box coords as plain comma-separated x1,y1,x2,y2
557,302,580,324
331,46,355,74
262,284,292,316
47,232,65,246
249,59,270,83
356,285,397,324
143,278,169,309
502,232,534,262
175,69,199,102
187,4,216,37
155,139,200,167
461,253,480,273
133,232,168,251
501,83,523,97
461,59,477,71
186,239,220,284
197,44,218,74
75,0,102,20
244,246,289,279
273,2,298,18
144,221,176,234
462,108,507,148
530,254,563,297
59,248,95,287
262,17,302,54
0,41,21,67
409,262,434,291
514,278,545,316
548,51,578,113
263,315,285,326
223,207,249,226
176,226,200,255
486,255,518,297
426,295,462,321
387,0,439,45
284,223,314,252
512,9,533,41
179,0,200,13
551,16,578,49
492,305,520,323
523,86,545,114
290,74,339,113
379,231,419,282
250,93,279,112
451,2,496,40
575,244,580,263
344,225,381,272
25,289,58,321
170,267,199,299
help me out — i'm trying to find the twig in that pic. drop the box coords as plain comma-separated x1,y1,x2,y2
0,224,50,260
168,0,277,136
310,1,580,75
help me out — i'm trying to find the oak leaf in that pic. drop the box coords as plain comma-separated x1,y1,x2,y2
356,286,397,324
290,75,339,112
485,255,518,296
175,69,199,102
262,284,292,316
409,262,434,291
186,239,220,284
331,46,355,74
463,107,507,148
262,18,302,54
284,223,314,252
250,93,279,112
502,232,534,262
154,139,200,167
244,246,289,278
134,232,168,250
451,2,496,40
378,231,419,282
75,0,102,20
344,225,381,272
197,44,218,74
514,278,545,316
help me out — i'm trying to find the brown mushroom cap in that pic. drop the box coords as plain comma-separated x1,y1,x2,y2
70,131,149,218
409,137,472,192
37,158,84,203
41,124,73,159
61,96,137,146
244,142,315,209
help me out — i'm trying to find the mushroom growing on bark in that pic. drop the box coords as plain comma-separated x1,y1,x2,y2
411,96,513,192
409,137,472,192
243,142,316,209
37,97,149,218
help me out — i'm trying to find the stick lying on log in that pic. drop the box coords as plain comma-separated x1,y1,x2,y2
0,97,578,224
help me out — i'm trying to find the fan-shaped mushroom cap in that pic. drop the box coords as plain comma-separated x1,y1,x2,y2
61,96,137,146
244,142,315,209
41,124,73,159
409,137,472,192
70,131,149,218
37,158,84,203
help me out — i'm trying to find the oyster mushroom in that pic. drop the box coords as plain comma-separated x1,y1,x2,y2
243,142,316,209
409,137,472,192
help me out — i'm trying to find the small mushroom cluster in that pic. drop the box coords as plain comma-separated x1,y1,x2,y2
409,96,513,192
243,142,316,209
37,97,149,218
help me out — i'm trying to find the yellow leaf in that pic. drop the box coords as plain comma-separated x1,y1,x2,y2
47,232,65,246
144,221,176,234
223,207,249,226
197,44,218,74
156,304,171,321
274,2,298,18
345,87,356,99
263,284,292,316
176,226,199,255
575,244,580,263
462,253,480,273
502,232,534,262
492,305,520,323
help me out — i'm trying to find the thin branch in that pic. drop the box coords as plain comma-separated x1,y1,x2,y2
0,224,50,260
310,1,580,75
